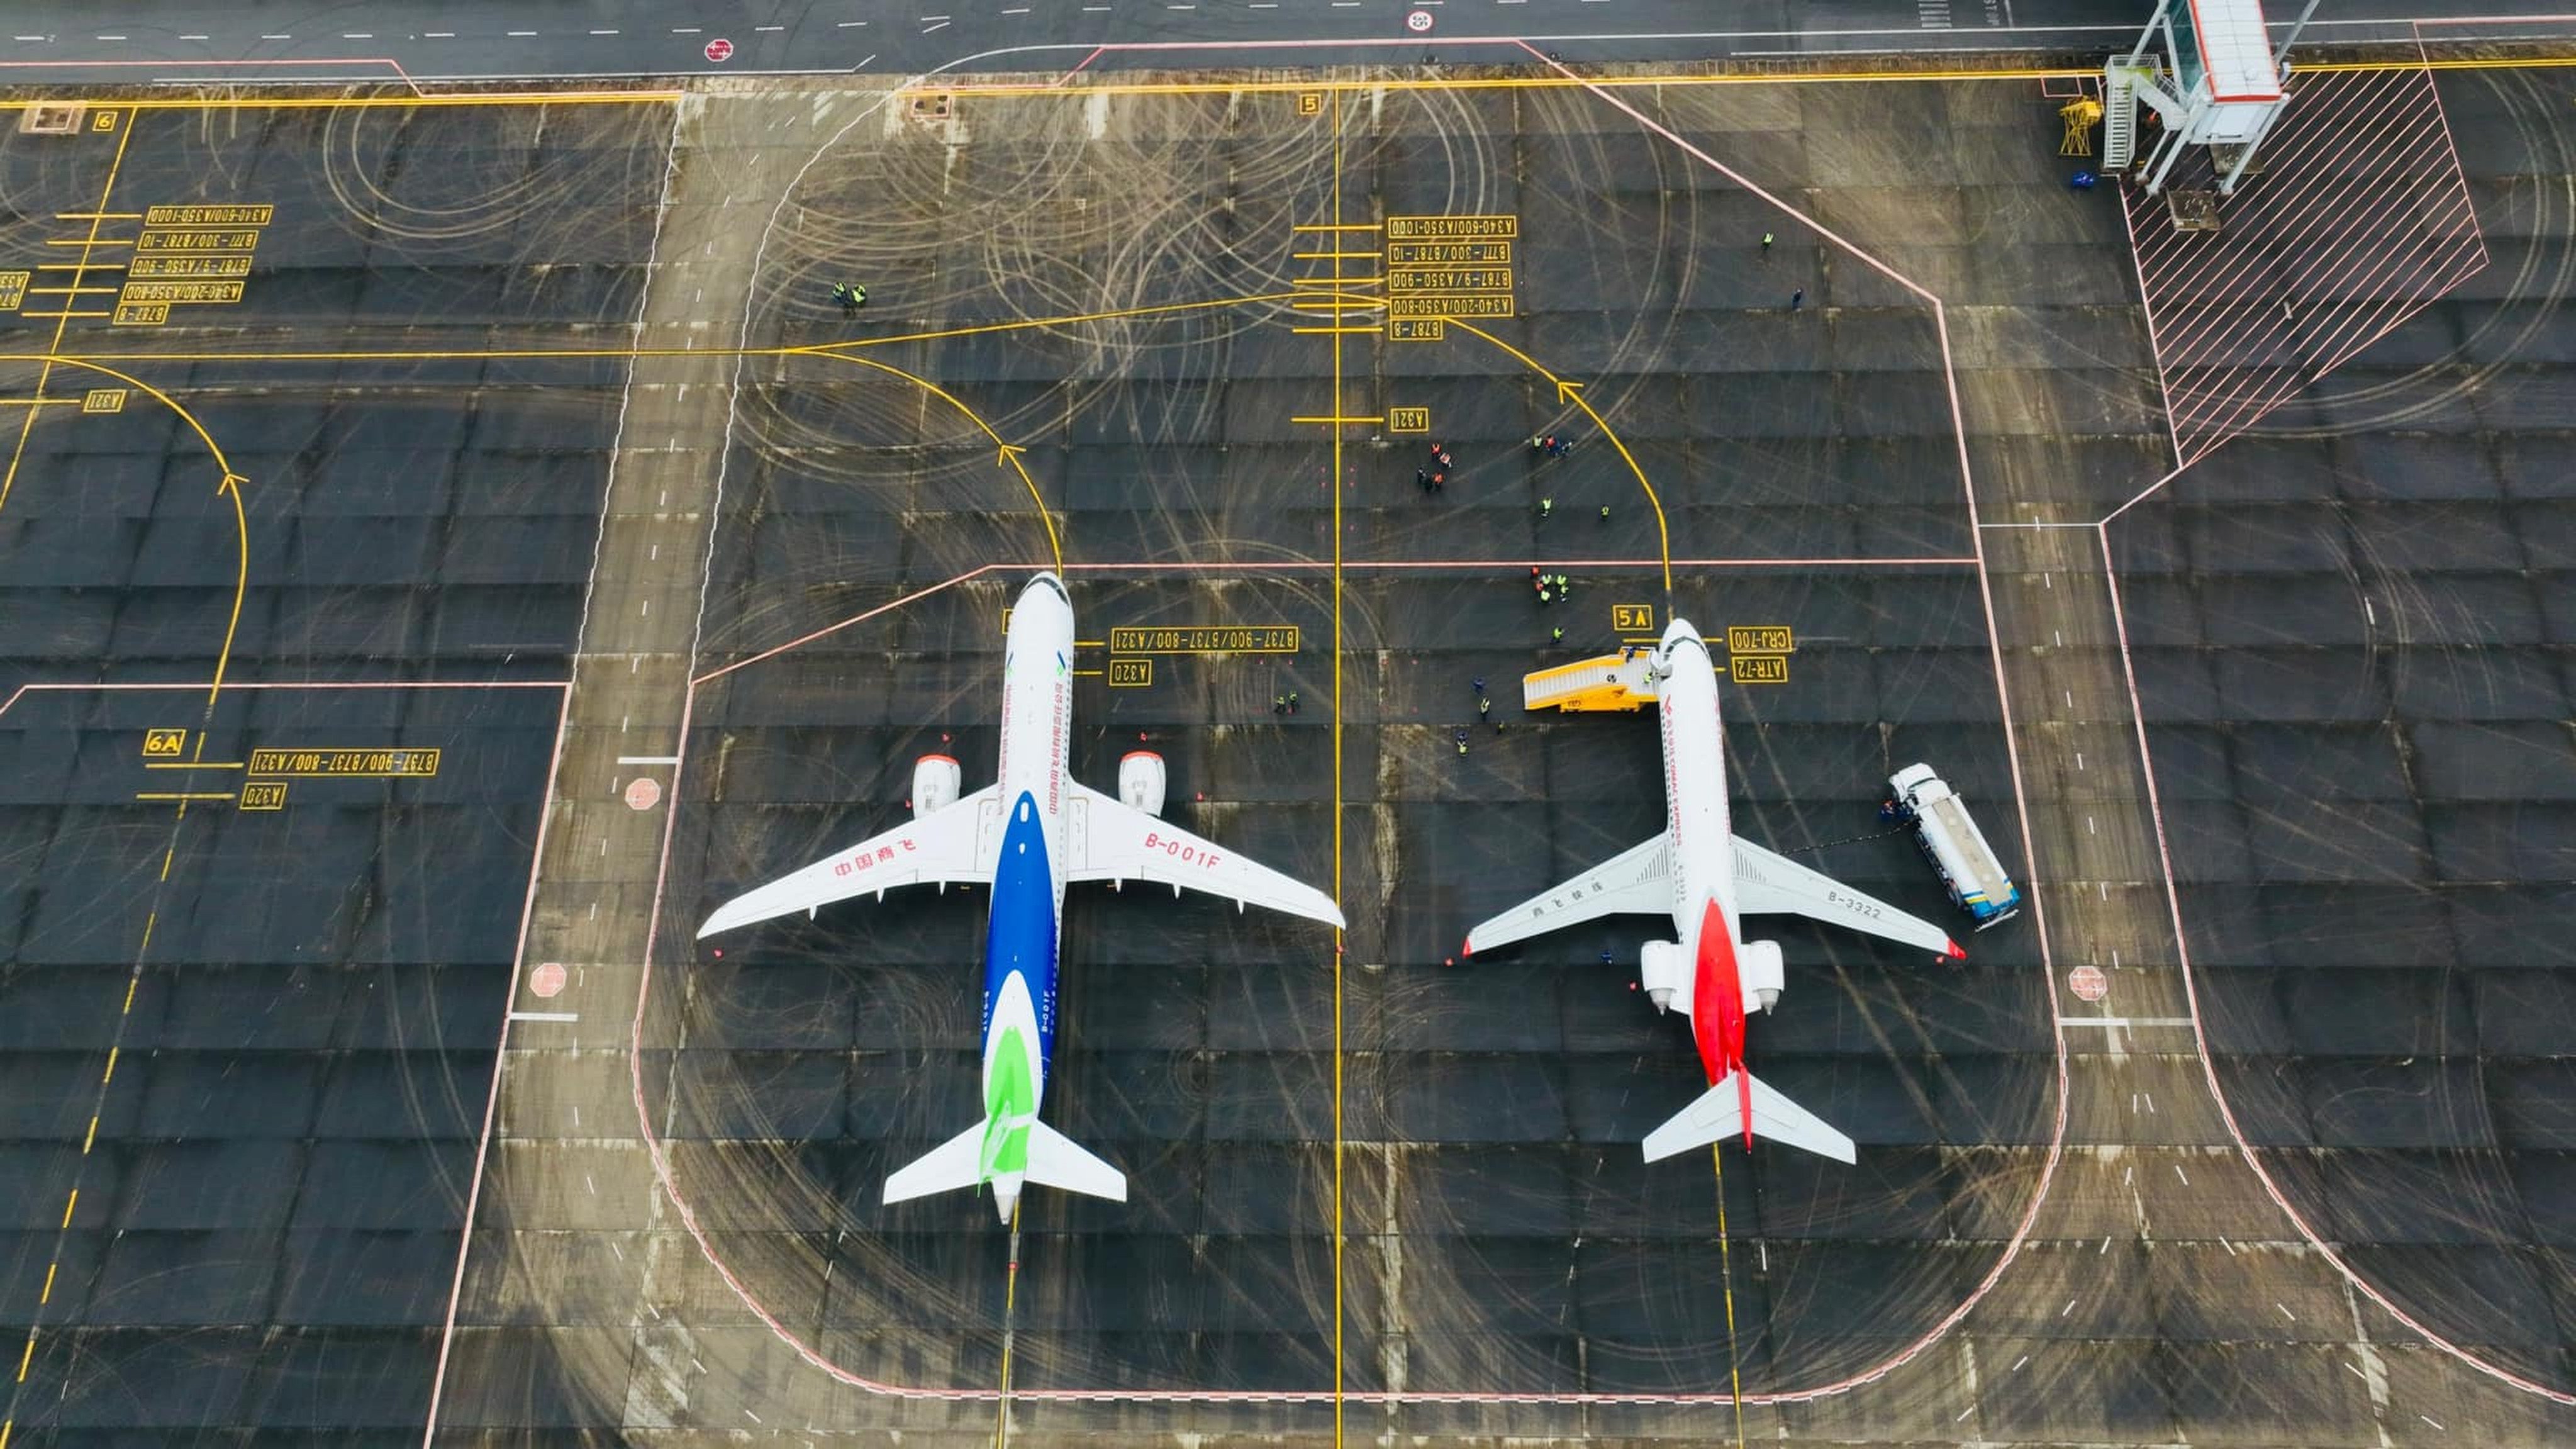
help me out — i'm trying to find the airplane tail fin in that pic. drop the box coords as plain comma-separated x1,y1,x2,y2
1640,1070,1857,1165
880,1119,1129,1207
883,1119,989,1206
1024,1121,1127,1202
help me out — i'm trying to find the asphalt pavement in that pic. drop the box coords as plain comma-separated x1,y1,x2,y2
3,0,2573,86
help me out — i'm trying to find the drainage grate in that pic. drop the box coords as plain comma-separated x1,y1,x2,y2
2164,189,2221,233
19,103,85,135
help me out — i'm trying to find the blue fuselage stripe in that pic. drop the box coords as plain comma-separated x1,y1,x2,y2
982,789,1060,1077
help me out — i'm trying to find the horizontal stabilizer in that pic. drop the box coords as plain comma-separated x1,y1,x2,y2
1024,1121,1128,1202
882,1119,990,1205
1640,1070,1857,1165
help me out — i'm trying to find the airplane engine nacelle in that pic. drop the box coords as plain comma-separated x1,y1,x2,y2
1639,940,1691,1016
1119,751,1167,816
1739,939,1786,1015
912,754,961,817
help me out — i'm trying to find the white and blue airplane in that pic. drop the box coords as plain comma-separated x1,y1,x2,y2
697,573,1344,1223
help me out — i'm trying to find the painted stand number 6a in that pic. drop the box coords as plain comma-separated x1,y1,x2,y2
1406,9,1434,30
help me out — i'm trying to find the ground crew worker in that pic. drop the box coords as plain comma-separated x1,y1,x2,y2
1274,695,1288,715
1478,695,1491,718
1472,676,1486,695
1762,232,1774,252
847,281,867,313
1554,574,1571,600
1551,626,1564,643
831,283,853,316
1288,691,1300,713
1455,729,1469,757
1599,505,1611,521
1539,497,1553,518
1790,288,1804,311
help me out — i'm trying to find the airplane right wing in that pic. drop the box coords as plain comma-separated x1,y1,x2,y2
1463,834,1670,955
1730,834,1960,958
698,785,1001,937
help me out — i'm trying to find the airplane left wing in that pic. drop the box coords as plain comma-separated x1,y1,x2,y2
1731,835,1961,958
1464,834,1670,956
1065,785,1344,928
699,785,1001,937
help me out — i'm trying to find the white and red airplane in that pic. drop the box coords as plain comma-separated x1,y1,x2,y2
1463,617,1964,1164
698,573,1344,1222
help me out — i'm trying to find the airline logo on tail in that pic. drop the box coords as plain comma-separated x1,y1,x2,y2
979,1023,1037,1181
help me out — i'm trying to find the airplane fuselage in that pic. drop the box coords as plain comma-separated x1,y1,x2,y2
1653,620,1751,1094
979,573,1078,1216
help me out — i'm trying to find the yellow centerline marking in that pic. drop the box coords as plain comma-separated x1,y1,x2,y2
1712,1145,1749,1446
1327,91,1348,1449
993,1202,1021,1449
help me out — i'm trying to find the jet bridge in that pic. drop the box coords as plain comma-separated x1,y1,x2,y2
2103,0,2296,196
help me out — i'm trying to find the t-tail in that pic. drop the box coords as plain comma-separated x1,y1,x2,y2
883,1115,1127,1223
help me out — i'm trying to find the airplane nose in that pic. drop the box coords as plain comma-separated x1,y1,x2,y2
993,1186,1019,1226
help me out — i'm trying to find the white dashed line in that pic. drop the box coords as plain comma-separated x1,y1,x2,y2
923,18,952,30
508,30,537,37
97,34,126,40
180,33,209,40
1169,6,1195,9
672,26,702,33
13,35,46,42
756,23,786,30
425,31,455,38
260,33,292,40
837,19,869,25
343,33,374,39
591,29,620,35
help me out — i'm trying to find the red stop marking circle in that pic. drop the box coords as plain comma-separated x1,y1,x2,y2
2069,965,2109,1002
625,777,662,811
530,962,567,999
1405,8,1435,30
705,37,735,62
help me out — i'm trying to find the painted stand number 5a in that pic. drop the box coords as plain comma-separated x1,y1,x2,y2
704,36,735,62
1406,9,1434,30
